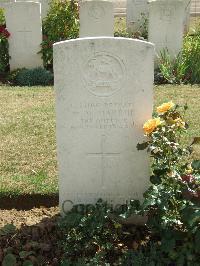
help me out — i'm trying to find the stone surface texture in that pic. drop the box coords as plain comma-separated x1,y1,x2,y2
148,0,185,59
79,0,114,37
53,37,154,212
5,1,43,70
126,0,148,33
15,0,50,19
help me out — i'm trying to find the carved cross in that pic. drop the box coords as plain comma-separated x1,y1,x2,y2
87,134,120,186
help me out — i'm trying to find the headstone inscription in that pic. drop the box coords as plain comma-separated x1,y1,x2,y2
5,1,43,70
79,0,114,37
148,0,185,60
53,37,154,212
126,0,148,34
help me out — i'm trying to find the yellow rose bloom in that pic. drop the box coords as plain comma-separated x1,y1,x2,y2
143,118,161,134
157,101,175,114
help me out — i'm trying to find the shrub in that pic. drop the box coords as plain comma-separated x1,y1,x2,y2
0,8,10,74
183,30,200,84
41,0,79,69
135,102,200,264
158,25,200,85
15,67,53,86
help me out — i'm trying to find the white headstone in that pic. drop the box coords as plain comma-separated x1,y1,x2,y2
53,37,154,212
148,0,185,60
79,0,114,37
127,0,148,34
15,0,50,19
0,0,12,8
183,0,191,33
5,2,43,70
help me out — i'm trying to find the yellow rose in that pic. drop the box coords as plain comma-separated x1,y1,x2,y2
157,101,175,114
143,118,161,134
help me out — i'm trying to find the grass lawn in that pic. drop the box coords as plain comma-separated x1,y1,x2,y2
0,85,199,196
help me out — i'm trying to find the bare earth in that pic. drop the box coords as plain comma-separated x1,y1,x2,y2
0,207,59,229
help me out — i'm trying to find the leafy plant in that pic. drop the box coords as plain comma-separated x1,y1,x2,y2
158,49,187,84
135,101,200,264
40,0,79,69
0,9,10,74
15,67,53,86
0,8,5,25
158,25,200,85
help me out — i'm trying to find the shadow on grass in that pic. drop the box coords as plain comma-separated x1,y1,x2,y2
0,193,59,210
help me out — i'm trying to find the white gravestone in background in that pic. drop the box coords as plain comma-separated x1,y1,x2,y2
127,0,148,34
53,37,154,212
0,0,12,8
183,0,191,33
79,0,114,37
5,2,43,70
148,0,185,60
15,0,50,19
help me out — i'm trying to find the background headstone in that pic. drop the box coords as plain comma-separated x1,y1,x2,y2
79,0,114,37
148,0,185,60
53,37,154,212
15,0,50,19
5,1,43,70
183,0,191,33
126,0,148,34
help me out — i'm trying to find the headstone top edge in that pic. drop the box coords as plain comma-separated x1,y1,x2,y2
53,37,155,49
148,0,184,3
81,0,113,4
4,1,41,5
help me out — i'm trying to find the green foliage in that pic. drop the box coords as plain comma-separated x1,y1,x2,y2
0,224,16,236
0,8,10,74
136,12,148,40
2,254,17,266
183,32,200,84
0,8,5,25
41,0,79,68
59,200,128,265
158,49,187,84
114,13,148,40
158,27,200,85
14,67,53,86
135,102,200,264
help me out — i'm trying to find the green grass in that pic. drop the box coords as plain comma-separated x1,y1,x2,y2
0,85,199,196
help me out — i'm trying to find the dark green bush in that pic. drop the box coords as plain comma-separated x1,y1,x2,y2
41,0,79,69
15,67,53,86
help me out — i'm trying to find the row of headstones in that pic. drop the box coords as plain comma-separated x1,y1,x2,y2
81,0,188,60
54,3,154,212
127,0,191,34
54,1,191,212
1,0,190,70
0,1,187,211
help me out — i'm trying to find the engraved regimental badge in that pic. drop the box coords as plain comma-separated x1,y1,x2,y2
84,52,125,97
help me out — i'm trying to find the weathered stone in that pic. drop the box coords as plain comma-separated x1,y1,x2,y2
5,1,43,70
127,0,148,34
148,0,185,60
79,0,114,37
53,37,154,212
